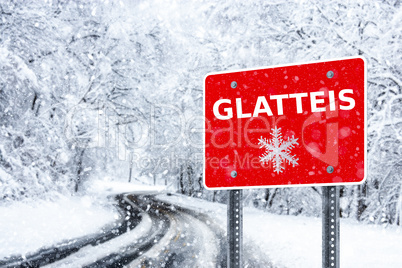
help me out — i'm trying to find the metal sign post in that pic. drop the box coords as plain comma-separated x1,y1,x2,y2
228,189,243,268
322,186,340,268
204,58,366,268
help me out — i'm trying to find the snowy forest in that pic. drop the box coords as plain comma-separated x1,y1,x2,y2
0,0,401,229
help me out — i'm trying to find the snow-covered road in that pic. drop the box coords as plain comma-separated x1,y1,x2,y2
126,194,272,267
128,196,223,267
14,191,400,267
43,194,228,267
94,194,227,267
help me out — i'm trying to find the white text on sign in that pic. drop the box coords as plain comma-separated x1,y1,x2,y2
213,89,355,120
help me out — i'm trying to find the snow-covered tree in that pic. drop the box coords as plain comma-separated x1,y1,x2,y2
0,0,400,225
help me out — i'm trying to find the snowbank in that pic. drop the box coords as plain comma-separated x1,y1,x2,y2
245,209,402,268
85,180,166,196
44,212,153,267
0,196,118,259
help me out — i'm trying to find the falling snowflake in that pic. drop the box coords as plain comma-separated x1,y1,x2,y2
258,126,299,174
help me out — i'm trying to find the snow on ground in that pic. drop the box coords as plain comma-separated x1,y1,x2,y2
2,188,400,267
0,179,165,261
157,194,402,268
44,212,153,267
85,179,166,196
0,195,118,259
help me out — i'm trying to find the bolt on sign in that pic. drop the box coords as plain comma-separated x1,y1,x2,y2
204,57,366,189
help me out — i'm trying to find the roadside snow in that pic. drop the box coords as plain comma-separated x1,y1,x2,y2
157,194,402,268
0,180,165,261
86,180,165,196
0,196,118,259
245,210,402,268
44,212,153,267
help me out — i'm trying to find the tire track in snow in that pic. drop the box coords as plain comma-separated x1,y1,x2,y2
128,205,222,267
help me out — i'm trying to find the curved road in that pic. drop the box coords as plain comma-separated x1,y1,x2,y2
127,195,226,268
83,194,227,267
43,193,272,267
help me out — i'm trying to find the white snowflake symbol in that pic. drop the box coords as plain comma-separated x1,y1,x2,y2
258,126,299,174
